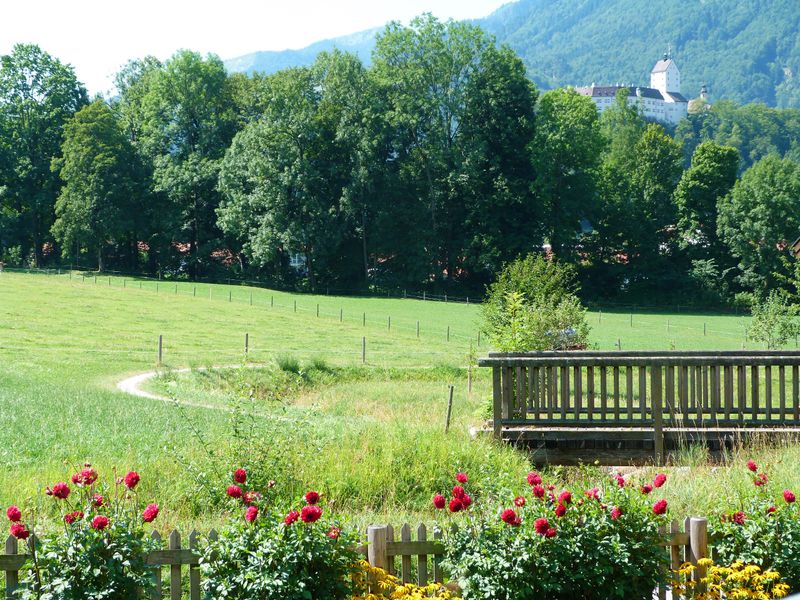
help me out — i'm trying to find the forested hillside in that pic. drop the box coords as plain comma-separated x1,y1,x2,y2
3,15,800,307
227,0,800,108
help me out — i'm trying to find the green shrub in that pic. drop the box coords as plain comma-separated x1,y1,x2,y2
746,290,800,349
276,354,302,374
440,471,669,600
200,469,360,600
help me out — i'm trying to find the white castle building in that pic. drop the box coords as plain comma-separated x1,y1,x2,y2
575,53,689,126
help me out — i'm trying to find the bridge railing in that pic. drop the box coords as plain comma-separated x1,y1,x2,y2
479,351,800,462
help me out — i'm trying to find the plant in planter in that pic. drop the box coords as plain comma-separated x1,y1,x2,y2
438,471,670,600
200,468,361,600
9,465,161,599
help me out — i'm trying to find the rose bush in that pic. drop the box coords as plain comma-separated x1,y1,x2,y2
711,460,800,590
439,471,671,600
9,465,161,599
200,468,361,600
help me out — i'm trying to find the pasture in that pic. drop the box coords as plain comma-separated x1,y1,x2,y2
0,270,795,531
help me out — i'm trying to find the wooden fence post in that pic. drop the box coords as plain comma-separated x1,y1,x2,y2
245,333,249,355
652,365,664,465
493,367,502,440
367,525,388,571
340,308,343,322
189,530,201,600
447,326,450,342
150,530,162,599
689,517,709,592
169,530,181,600
5,534,19,598
445,385,454,433
158,335,163,366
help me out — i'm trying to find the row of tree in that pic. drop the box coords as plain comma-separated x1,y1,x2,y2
2,15,800,303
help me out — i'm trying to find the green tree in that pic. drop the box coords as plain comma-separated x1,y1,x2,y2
533,88,605,258
51,101,144,270
0,44,87,265
746,290,800,349
718,155,800,295
139,50,236,277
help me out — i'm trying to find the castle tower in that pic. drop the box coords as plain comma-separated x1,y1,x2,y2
650,51,681,96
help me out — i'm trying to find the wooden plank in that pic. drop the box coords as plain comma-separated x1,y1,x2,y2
539,367,546,418
400,524,412,584
188,531,200,600
433,528,443,583
560,366,569,421
613,366,620,421
639,366,647,422
665,366,675,415
724,365,733,421
711,365,720,423
780,365,786,422
416,524,428,586
527,365,534,414
386,525,395,576
502,367,513,420
574,365,582,422
794,365,799,422
670,521,683,571
626,366,634,421
492,367,502,440
652,366,664,465
5,535,19,598
680,365,689,427
657,525,668,600
737,365,746,422
150,531,162,600
587,366,595,422
702,366,709,414
531,366,540,416
765,365,772,423
516,366,526,420
547,366,556,420
600,366,608,422
751,365,760,422
169,530,181,600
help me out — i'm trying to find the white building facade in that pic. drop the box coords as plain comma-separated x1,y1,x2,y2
574,54,689,126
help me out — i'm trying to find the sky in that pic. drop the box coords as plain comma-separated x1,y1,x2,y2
1,0,511,95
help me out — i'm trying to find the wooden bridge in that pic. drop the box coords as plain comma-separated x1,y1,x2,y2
478,351,800,465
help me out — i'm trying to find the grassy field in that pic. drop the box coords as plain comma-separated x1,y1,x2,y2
0,270,793,534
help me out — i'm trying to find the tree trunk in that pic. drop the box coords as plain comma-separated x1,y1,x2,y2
361,210,369,284
97,245,104,272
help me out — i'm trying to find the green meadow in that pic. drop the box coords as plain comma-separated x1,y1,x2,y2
0,270,793,533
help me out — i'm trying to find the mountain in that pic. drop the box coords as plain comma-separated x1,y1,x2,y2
225,0,800,108
224,28,379,76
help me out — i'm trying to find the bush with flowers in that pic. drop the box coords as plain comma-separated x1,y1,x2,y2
200,468,361,599
672,558,790,599
710,459,800,590
437,470,671,600
7,465,161,599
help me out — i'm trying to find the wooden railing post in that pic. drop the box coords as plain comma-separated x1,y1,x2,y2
5,535,19,599
367,525,388,572
150,531,162,599
689,517,709,593
169,530,181,600
492,367,502,440
651,365,664,465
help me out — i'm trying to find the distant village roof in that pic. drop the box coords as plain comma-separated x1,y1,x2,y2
574,85,686,102
651,58,676,73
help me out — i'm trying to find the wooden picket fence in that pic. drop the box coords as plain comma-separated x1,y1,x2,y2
1,518,711,599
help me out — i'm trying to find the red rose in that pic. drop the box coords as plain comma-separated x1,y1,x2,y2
514,496,526,507
455,472,468,484
653,500,668,515
532,485,545,499
754,473,768,487
767,506,777,514
226,485,243,499
653,474,667,488
284,510,300,525
501,508,519,525
640,484,653,495
558,491,572,505
301,504,323,523
555,503,567,518
64,511,84,525
461,494,472,509
91,516,109,531
747,460,758,473
433,494,446,509
234,469,247,484
245,505,258,523
527,472,542,486
142,504,159,523
784,490,796,504
71,473,80,485
6,506,21,523
732,511,746,525
327,526,341,539
545,527,557,538
52,482,70,500
547,484,555,491
614,474,625,488
75,468,98,486
304,491,320,505
585,488,600,500
534,518,549,535
10,523,29,540
449,498,463,513
93,494,104,508
610,507,622,520
124,472,140,490
452,486,466,499
243,491,261,506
